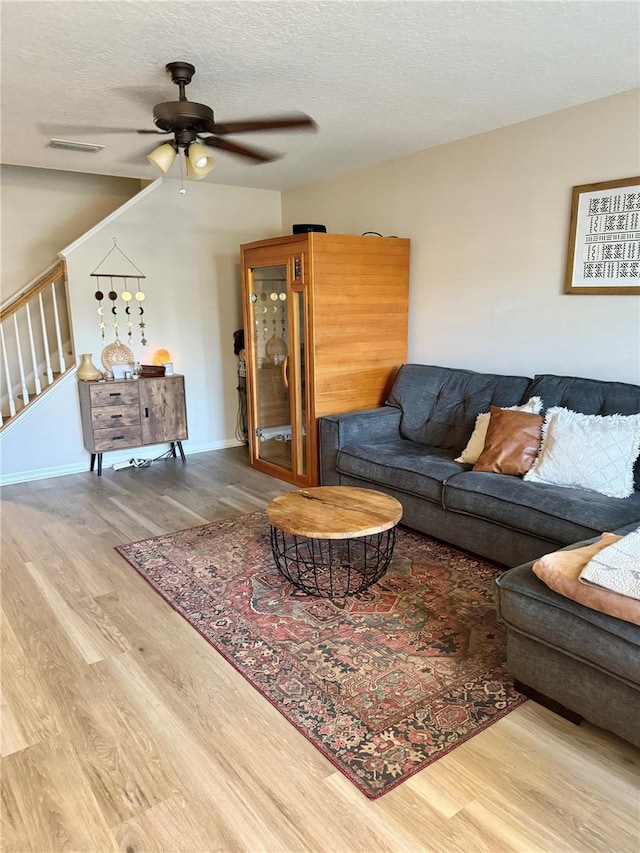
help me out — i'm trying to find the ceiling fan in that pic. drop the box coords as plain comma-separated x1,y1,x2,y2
139,62,316,177
53,61,316,179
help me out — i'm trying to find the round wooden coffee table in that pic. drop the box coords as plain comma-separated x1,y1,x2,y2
266,486,403,598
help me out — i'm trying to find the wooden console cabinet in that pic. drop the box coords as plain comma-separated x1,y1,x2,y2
78,375,188,475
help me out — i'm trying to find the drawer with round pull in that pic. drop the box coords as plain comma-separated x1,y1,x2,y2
89,383,140,407
92,426,143,451
90,405,140,430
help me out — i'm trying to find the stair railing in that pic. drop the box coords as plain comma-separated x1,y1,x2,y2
0,260,75,428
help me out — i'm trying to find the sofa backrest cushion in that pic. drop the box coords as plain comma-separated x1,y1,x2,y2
524,374,640,490
387,364,531,449
524,374,640,417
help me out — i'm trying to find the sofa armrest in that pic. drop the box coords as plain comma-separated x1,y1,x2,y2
319,406,402,485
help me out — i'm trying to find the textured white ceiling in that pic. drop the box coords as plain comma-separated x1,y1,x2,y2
1,0,639,191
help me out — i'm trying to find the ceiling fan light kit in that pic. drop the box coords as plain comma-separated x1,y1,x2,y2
147,141,178,173
186,141,215,178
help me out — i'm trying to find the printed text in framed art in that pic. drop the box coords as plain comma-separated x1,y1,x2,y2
565,176,640,294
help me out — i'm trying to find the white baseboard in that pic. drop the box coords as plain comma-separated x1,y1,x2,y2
0,438,244,486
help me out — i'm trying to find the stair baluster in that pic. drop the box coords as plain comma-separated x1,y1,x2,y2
0,325,17,419
38,291,54,385
25,302,42,395
50,278,66,376
13,313,30,408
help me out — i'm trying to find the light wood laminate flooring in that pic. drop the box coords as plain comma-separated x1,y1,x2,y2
2,446,639,853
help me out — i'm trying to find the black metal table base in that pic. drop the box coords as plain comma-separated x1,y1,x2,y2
270,526,396,598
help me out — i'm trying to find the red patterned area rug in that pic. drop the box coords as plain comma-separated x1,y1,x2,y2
116,512,525,799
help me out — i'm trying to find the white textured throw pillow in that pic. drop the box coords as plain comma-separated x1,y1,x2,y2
523,407,640,498
455,396,543,464
579,527,640,600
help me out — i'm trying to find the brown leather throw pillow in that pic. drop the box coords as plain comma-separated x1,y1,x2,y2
472,407,544,476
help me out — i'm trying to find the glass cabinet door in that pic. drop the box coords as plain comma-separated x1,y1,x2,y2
248,264,307,479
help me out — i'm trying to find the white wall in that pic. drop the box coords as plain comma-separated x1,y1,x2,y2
282,89,640,384
1,177,282,482
1,165,142,298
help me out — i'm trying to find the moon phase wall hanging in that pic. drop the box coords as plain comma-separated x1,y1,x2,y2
90,237,148,347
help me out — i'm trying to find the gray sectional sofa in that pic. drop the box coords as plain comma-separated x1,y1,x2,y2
495,526,639,749
319,364,640,745
319,364,640,567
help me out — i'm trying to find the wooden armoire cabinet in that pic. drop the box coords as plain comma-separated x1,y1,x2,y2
240,233,410,487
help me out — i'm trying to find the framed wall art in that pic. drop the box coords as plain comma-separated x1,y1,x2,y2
564,176,640,294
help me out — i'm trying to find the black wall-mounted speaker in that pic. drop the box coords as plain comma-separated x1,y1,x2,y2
292,224,327,234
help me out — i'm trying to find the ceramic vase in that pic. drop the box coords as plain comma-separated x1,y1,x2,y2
77,353,102,381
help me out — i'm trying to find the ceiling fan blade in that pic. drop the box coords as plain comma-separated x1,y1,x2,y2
201,136,279,163
205,114,316,135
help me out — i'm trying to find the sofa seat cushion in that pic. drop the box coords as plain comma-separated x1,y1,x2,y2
336,440,466,503
496,562,640,686
444,471,640,545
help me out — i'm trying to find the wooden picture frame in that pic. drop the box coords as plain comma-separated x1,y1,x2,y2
564,176,640,294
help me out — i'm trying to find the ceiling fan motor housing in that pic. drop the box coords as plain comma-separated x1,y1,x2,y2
152,100,214,133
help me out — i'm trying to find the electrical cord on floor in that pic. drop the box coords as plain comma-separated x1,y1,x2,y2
236,381,248,444
112,448,178,471
131,458,151,469
152,448,175,462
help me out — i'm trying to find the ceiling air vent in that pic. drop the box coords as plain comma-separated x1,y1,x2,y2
47,138,105,153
